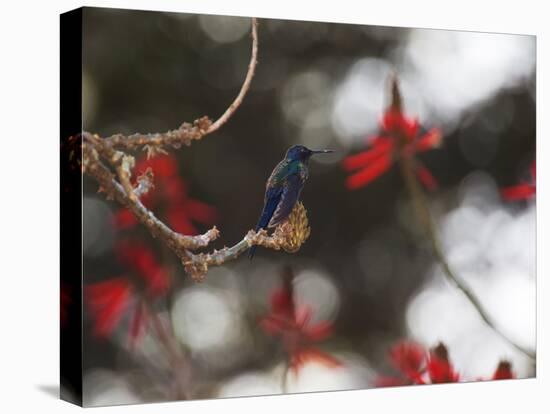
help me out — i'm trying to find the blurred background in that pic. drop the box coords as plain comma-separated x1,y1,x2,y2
80,7,535,406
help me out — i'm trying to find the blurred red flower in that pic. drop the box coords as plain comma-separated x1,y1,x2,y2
377,340,516,387
388,340,426,383
85,278,134,338
343,78,441,190
115,240,171,297
376,340,458,386
85,242,170,347
492,360,515,380
501,160,536,201
114,154,218,235
259,276,341,373
427,343,460,383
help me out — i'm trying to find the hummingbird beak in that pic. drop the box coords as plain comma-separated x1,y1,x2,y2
310,149,334,155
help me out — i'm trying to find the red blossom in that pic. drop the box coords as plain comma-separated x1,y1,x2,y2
343,78,441,190
113,154,217,234
377,340,516,387
259,274,341,373
427,343,460,383
492,360,515,380
344,149,392,189
85,278,133,338
388,340,426,383
85,243,170,347
376,340,459,386
115,241,171,297
501,160,536,201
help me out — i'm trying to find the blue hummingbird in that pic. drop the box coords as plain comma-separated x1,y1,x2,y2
248,145,334,259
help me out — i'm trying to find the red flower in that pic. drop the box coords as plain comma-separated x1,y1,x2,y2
377,340,517,387
427,343,460,383
343,78,441,190
501,160,536,201
85,278,133,338
376,341,458,386
492,360,515,380
85,243,169,347
115,240,171,297
388,341,426,384
114,154,217,235
259,275,341,373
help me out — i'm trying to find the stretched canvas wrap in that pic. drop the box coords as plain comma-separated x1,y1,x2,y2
60,6,536,407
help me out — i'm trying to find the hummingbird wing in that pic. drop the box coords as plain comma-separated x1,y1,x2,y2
268,174,303,228
249,160,305,260
249,186,284,260
254,186,284,232
254,159,293,231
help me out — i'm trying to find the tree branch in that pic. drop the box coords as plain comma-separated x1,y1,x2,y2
205,17,258,135
83,142,219,256
84,142,310,281
84,135,310,281
79,18,293,282
97,17,258,152
183,205,311,281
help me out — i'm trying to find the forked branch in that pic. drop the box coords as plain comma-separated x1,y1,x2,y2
84,140,310,281
81,19,310,281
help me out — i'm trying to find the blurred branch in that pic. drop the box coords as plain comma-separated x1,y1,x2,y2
399,155,535,361
145,298,192,400
281,356,290,393
389,77,535,361
206,17,259,135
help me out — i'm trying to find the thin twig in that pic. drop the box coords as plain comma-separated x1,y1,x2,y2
280,363,289,393
206,17,259,135
104,117,212,152
97,17,258,151
145,300,191,400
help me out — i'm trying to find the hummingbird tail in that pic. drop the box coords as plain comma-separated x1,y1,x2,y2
249,186,283,261
248,245,257,260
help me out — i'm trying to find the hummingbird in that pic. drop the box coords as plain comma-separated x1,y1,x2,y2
248,145,334,259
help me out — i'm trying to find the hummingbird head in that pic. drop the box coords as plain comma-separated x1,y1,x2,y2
285,145,334,161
